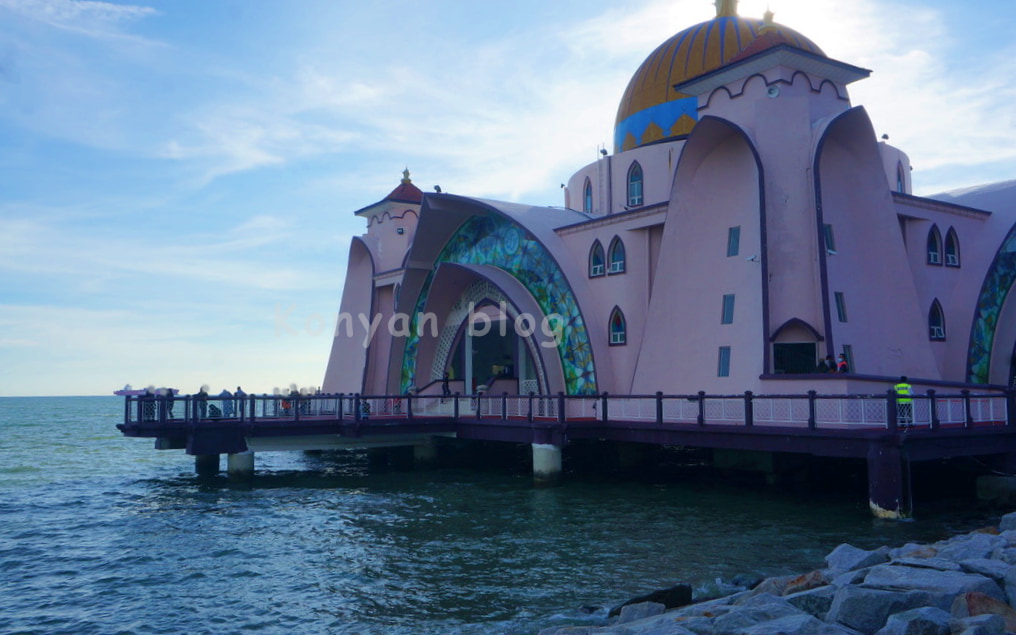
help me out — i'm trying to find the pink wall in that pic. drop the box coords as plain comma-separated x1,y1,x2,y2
322,238,375,394
815,108,940,378
634,118,765,393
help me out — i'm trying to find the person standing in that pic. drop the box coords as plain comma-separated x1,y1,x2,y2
196,385,209,419
165,388,175,420
220,388,234,418
441,372,451,402
895,376,913,425
235,386,247,418
836,354,849,373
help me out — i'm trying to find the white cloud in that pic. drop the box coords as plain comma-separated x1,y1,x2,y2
0,0,158,40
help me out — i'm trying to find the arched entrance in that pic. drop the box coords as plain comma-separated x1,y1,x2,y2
430,280,549,396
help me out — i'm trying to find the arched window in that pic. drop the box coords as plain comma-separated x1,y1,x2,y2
927,225,942,265
608,236,626,274
583,178,593,214
945,228,960,267
929,299,946,341
609,307,626,345
896,162,906,193
588,240,605,277
627,162,643,208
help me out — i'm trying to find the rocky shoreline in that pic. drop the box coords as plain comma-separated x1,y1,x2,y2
540,511,1016,635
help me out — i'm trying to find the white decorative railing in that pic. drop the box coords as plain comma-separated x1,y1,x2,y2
124,389,1011,431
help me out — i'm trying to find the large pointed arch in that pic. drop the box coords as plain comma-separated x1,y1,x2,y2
967,222,1016,383
322,237,376,394
401,210,597,394
632,115,767,391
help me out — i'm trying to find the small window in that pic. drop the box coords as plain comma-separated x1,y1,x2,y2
583,178,593,214
589,240,605,277
727,226,741,257
834,292,848,323
842,345,854,373
929,300,946,341
717,346,731,377
927,225,942,265
945,228,960,267
896,162,905,193
721,294,735,324
609,307,626,346
823,224,836,253
627,162,643,208
608,236,626,274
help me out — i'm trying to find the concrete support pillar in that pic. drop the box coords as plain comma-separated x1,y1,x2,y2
532,443,562,485
227,451,255,480
367,448,389,470
414,439,438,470
617,442,650,469
866,443,912,520
195,454,220,475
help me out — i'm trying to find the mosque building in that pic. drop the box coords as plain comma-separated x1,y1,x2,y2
322,0,1016,400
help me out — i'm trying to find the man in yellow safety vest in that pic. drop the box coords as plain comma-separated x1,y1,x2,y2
894,376,913,425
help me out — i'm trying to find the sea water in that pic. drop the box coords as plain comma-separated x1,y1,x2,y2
0,396,999,634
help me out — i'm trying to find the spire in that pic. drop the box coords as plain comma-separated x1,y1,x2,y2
760,6,775,33
715,0,738,18
401,167,412,184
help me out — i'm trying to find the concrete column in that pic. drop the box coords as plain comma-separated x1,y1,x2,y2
367,448,389,470
227,451,255,480
532,443,562,485
414,439,438,470
866,443,912,519
617,442,650,469
195,454,220,475
464,330,473,397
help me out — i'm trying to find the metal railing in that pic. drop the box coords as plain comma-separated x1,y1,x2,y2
122,388,1013,432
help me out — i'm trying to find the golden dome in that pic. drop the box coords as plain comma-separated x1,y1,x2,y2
614,14,824,152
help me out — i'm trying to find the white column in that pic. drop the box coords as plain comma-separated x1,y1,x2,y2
532,443,562,484
414,439,438,469
227,451,255,479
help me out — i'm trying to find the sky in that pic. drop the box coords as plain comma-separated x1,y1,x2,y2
1,0,1015,397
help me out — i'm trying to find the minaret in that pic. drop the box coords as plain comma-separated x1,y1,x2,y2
760,7,776,33
715,0,738,17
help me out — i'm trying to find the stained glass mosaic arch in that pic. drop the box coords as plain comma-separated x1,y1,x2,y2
968,223,1016,383
401,213,597,394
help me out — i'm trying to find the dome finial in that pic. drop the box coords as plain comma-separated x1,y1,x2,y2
715,0,738,18
401,167,411,184
760,5,775,32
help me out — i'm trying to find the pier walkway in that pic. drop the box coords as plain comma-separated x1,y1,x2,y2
117,389,1015,518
